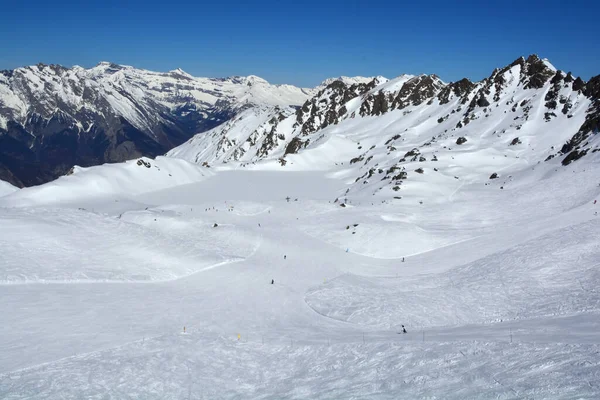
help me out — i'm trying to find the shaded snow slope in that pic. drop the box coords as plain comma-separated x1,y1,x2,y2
0,180,17,197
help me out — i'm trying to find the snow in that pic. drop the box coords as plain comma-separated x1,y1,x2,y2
2,57,600,397
169,55,593,174
1,156,211,208
0,180,18,197
0,146,599,398
316,75,378,91
542,58,558,72
0,63,316,133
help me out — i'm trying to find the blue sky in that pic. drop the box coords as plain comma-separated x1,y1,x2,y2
0,0,598,87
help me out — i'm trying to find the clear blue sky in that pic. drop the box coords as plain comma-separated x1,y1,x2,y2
0,0,598,87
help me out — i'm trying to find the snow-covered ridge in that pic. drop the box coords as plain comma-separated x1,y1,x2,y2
0,62,312,127
0,156,211,208
0,62,317,187
316,76,380,91
168,54,600,201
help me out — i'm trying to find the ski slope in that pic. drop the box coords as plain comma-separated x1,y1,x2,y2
0,153,599,398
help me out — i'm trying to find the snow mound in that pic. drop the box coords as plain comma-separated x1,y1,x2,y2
0,180,18,197
0,157,211,208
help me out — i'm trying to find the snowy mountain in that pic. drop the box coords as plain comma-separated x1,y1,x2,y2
169,55,600,201
0,62,315,187
2,55,600,399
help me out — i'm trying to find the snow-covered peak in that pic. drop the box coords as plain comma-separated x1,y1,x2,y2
313,76,379,94
245,75,270,85
372,74,414,93
542,58,557,72
319,76,376,87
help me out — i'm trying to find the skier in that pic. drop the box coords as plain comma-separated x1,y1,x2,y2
402,257,405,262
402,325,407,334
271,279,274,285
284,255,286,260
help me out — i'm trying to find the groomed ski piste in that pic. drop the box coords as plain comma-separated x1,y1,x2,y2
1,141,600,398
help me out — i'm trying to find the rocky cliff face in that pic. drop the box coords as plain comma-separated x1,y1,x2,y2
0,63,313,186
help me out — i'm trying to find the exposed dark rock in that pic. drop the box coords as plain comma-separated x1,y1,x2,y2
350,155,365,164
564,72,574,83
392,171,408,180
522,54,555,89
562,149,588,165
437,78,475,105
284,137,308,155
510,137,521,146
414,168,424,174
584,75,600,99
489,172,498,179
456,137,467,145
476,94,490,107
404,148,420,157
391,75,444,110
573,77,585,92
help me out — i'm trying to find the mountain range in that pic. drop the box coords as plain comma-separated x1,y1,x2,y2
169,55,600,200
0,62,329,186
1,55,598,188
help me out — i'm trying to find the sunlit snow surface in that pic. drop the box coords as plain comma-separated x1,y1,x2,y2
1,153,600,398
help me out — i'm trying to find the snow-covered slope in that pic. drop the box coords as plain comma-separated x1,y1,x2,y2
1,154,599,398
170,55,600,202
0,179,18,197
0,156,211,208
0,63,314,187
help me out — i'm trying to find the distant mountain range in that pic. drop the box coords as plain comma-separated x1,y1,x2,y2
1,56,598,188
0,63,362,186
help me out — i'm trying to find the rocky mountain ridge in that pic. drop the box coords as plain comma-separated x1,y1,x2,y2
168,55,600,200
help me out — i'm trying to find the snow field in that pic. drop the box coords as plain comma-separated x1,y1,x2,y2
0,154,599,398
1,333,599,400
